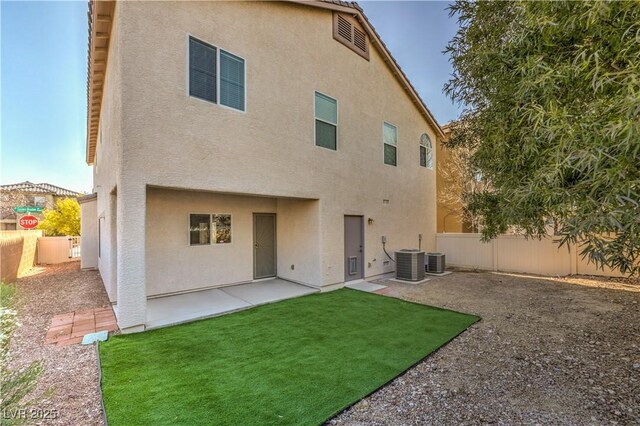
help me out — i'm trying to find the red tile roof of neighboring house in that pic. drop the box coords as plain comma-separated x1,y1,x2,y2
318,0,357,8
0,181,80,197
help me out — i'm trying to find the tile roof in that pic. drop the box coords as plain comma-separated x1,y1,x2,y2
318,0,358,8
0,181,80,197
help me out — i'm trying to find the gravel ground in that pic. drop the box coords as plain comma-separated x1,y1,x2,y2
331,271,640,425
8,262,109,426
9,264,640,425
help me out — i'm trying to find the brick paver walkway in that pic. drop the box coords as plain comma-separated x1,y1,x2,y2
45,307,118,347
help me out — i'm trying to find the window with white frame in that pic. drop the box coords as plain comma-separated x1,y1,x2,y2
189,214,232,246
420,133,433,169
33,196,46,207
315,92,337,150
212,214,232,244
383,122,397,166
190,214,211,245
188,36,245,112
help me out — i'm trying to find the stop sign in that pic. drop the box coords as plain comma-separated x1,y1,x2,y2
19,215,39,229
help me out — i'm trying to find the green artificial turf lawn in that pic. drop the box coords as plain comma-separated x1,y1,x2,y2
99,289,479,425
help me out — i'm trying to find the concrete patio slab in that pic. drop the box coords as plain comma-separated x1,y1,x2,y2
221,279,317,305
146,288,251,329
345,281,387,293
389,277,431,285
425,271,453,277
146,279,317,329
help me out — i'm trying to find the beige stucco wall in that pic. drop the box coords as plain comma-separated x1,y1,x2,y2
275,198,322,287
95,1,440,328
80,198,99,269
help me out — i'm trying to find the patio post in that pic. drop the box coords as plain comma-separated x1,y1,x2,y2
115,181,147,332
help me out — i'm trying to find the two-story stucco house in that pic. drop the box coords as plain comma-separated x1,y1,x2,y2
81,0,445,333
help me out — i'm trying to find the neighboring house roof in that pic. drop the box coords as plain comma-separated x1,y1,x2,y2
77,193,98,204
0,181,80,197
85,0,445,164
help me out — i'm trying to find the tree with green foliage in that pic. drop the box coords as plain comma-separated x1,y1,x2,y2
37,198,81,236
444,0,640,275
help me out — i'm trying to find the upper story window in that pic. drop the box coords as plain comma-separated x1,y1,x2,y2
420,133,433,169
383,122,397,166
189,38,217,103
33,196,46,207
188,36,245,112
315,92,338,150
333,13,370,60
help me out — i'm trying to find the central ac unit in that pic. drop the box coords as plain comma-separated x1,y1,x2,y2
426,252,446,274
395,249,425,281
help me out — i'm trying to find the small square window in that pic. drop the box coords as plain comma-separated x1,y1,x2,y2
190,214,210,245
33,196,46,208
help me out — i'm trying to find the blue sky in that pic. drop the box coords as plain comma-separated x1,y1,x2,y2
1,1,460,193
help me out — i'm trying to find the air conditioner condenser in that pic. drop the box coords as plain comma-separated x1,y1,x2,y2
395,249,426,281
426,252,446,274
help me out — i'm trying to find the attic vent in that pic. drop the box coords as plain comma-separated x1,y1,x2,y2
353,27,367,52
333,13,370,61
337,15,352,41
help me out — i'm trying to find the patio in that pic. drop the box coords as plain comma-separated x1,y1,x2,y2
145,279,318,329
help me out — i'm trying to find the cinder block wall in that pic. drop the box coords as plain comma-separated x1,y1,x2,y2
1,235,23,283
0,230,43,282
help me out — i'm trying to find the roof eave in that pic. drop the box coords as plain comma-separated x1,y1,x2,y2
85,0,115,165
